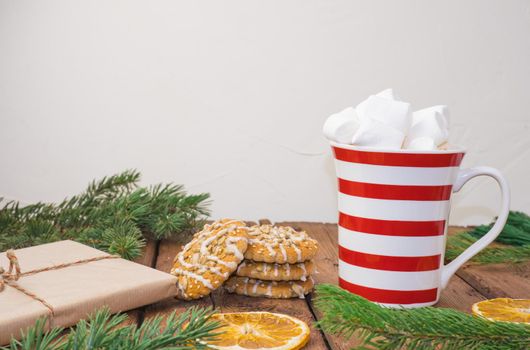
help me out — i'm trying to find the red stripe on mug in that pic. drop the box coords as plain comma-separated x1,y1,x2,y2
339,212,446,237
339,246,441,272
338,178,453,201
332,147,464,168
339,278,438,304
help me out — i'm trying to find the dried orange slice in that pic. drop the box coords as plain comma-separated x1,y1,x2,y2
472,298,530,323
207,312,310,350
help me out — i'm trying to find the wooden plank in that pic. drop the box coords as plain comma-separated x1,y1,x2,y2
211,220,330,350
435,226,489,312
268,222,334,349
143,239,213,327
456,261,530,299
262,220,329,350
436,276,486,312
291,222,488,349
136,222,517,349
289,222,357,350
446,225,530,299
310,223,486,309
133,239,158,267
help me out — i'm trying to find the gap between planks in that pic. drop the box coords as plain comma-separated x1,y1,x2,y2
259,219,332,350
280,222,491,350
132,222,529,350
208,219,332,350
141,239,214,327
278,222,356,350
139,220,331,349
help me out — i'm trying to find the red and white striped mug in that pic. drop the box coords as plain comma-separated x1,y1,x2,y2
331,142,510,308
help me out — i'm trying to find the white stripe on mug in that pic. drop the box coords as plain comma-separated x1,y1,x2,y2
338,193,451,221
338,260,440,291
335,160,460,186
338,226,445,257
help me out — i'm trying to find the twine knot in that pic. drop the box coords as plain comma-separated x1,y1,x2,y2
1,247,120,320
0,249,21,291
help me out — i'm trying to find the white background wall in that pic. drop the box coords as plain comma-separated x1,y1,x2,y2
1,0,529,225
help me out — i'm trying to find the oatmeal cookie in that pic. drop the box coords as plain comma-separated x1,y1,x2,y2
236,260,315,281
244,225,318,264
171,219,249,300
224,276,315,299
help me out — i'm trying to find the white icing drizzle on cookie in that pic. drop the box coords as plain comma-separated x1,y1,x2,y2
247,224,316,263
243,277,250,295
226,276,314,299
172,219,247,293
291,282,306,299
279,244,287,262
293,245,302,262
177,253,226,277
226,236,246,260
208,255,238,269
173,268,214,290
263,241,277,257
236,261,246,274
266,283,272,297
200,228,228,255
285,262,290,276
299,262,307,281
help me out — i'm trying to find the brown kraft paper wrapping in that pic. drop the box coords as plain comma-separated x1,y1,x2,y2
0,240,178,344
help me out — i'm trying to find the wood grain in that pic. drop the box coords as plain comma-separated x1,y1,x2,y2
447,226,530,299
135,222,527,350
210,220,330,350
457,261,530,299
143,239,212,327
285,222,488,349
436,276,486,312
274,221,338,350
133,239,158,267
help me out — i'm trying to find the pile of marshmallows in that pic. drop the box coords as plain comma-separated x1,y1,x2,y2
323,89,450,150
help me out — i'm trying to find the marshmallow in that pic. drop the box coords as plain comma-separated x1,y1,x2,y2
376,88,400,101
412,105,450,129
356,94,412,134
322,107,360,143
405,137,436,150
323,89,452,151
407,106,449,146
351,118,405,149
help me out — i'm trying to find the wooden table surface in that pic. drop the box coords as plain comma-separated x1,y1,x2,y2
130,221,530,350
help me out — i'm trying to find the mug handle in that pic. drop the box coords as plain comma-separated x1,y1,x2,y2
441,166,510,289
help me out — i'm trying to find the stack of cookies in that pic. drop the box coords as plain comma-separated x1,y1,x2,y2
225,224,319,299
170,220,319,300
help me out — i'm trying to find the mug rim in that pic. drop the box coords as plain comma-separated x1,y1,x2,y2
329,141,466,155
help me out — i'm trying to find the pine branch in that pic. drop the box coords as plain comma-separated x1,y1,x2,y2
0,170,210,260
445,211,530,264
466,211,530,246
3,307,222,350
2,317,63,350
445,233,530,264
99,221,146,260
315,284,530,350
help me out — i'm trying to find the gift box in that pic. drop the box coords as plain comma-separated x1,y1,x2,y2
0,240,178,344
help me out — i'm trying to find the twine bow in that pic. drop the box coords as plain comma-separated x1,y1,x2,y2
1,248,120,319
